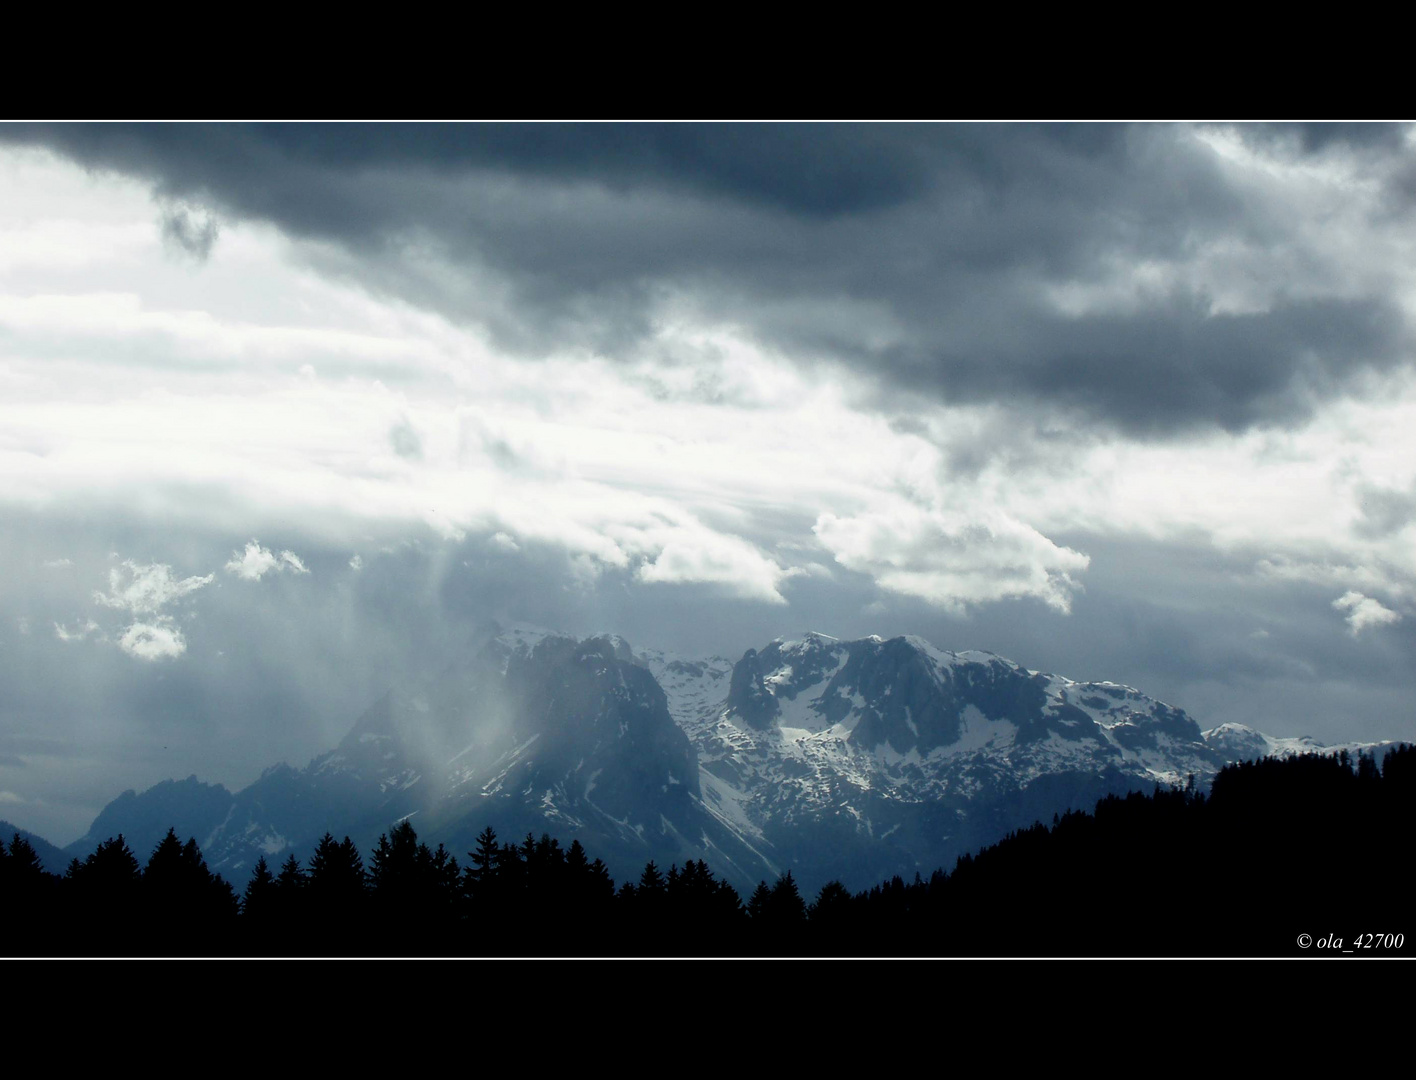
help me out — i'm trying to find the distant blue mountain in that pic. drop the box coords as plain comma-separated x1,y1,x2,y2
1,819,71,875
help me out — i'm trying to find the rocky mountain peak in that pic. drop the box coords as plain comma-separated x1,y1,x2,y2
726,648,780,729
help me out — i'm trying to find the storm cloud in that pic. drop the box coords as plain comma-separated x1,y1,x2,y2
6,123,1413,434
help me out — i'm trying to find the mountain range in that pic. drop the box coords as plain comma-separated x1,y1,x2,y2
54,626,1397,893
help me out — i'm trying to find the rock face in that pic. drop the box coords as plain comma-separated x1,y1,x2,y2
640,632,1397,889
68,627,1400,895
418,633,765,888
641,632,1233,888
725,649,780,730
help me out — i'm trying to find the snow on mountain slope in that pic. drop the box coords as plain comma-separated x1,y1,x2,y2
1200,721,1394,766
644,631,1219,814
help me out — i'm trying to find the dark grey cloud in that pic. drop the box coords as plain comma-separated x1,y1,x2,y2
996,295,1404,435
158,203,219,261
0,122,1120,219
1239,122,1411,155
8,123,1411,435
388,418,423,460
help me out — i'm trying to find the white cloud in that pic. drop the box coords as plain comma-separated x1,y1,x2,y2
349,553,363,570
815,502,1090,614
94,560,213,615
54,618,101,643
226,543,277,580
634,529,789,604
15,616,30,636
78,558,213,661
117,618,187,661
42,557,71,568
0,791,23,805
225,541,309,581
10,144,1416,619
1332,591,1401,636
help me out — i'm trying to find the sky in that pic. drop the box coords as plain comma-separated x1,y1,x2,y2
3,122,1416,844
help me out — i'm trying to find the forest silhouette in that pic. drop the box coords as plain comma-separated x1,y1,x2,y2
2,746,1410,957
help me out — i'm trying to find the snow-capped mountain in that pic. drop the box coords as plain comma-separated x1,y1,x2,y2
643,631,1398,887
68,626,1400,893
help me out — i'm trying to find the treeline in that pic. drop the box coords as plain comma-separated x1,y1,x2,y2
847,745,1414,956
3,745,1411,956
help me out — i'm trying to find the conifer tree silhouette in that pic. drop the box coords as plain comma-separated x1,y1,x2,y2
3,833,43,879
638,861,665,894
307,833,366,948
369,821,419,895
366,820,461,950
269,851,308,943
242,856,275,922
0,833,54,940
68,834,142,951
138,829,236,949
465,825,499,900
807,880,852,929
275,852,306,892
746,881,771,921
